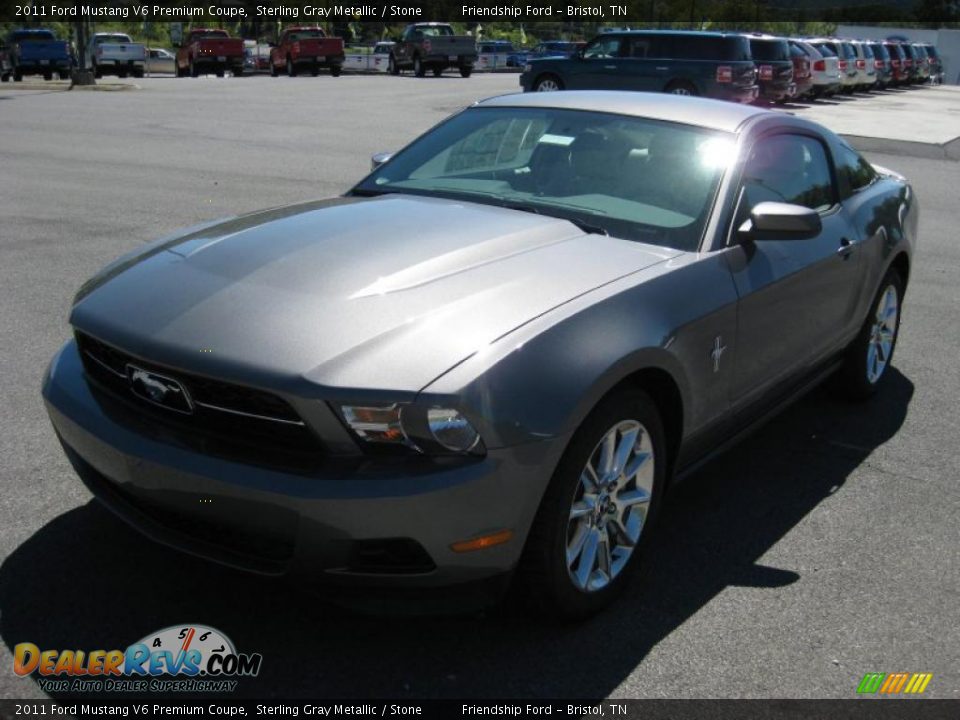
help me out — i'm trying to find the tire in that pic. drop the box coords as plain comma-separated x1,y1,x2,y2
310,65,319,77
433,66,443,77
388,55,399,76
533,74,563,92
131,68,143,79
270,62,279,77
190,59,199,78
330,64,342,77
664,80,697,96
286,57,296,77
836,269,904,401
233,68,243,78
13,68,23,82
459,65,472,78
414,56,425,78
0,73,8,83
43,70,52,81
93,64,103,79
215,68,224,78
58,70,69,80
515,388,667,620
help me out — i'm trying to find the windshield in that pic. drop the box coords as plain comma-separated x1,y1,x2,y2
97,35,131,44
288,30,325,40
750,39,790,61
354,107,734,251
419,26,454,37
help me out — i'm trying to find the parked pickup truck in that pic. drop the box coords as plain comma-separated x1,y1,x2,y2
389,23,476,78
7,28,72,81
88,32,146,79
176,28,244,77
268,26,344,77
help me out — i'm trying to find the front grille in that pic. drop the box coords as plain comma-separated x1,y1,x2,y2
76,331,325,472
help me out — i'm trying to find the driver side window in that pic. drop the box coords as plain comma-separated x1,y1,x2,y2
741,134,835,213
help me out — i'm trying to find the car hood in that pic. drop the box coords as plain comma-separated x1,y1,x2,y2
72,195,678,393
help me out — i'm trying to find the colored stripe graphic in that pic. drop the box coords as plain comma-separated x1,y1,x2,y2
858,672,932,695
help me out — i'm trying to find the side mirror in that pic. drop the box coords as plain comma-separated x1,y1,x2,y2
738,201,822,240
371,152,393,170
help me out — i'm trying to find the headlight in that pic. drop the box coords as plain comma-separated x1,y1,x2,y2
339,404,484,456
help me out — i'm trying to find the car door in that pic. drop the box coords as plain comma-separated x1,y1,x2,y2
616,36,659,91
725,131,863,409
567,35,623,89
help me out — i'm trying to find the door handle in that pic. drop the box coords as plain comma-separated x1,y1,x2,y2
837,237,854,258
604,65,617,70
655,66,669,71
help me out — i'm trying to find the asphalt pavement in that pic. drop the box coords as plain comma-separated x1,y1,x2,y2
0,73,958,700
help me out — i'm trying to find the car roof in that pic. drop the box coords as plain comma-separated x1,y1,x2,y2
475,91,767,133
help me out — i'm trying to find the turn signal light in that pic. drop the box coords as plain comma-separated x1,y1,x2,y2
451,530,513,553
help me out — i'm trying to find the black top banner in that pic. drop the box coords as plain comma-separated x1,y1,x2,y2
1,0,951,23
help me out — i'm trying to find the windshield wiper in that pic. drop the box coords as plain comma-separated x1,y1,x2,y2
500,201,609,236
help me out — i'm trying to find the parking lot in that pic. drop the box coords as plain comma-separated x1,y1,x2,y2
1,74,958,700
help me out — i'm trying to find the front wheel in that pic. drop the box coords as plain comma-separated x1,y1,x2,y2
414,56,425,77
388,55,399,76
515,388,666,619
270,62,279,77
43,70,53,81
533,74,563,92
286,57,296,77
836,269,904,400
190,59,199,78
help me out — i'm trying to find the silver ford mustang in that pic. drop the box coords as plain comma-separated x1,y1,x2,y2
43,92,916,618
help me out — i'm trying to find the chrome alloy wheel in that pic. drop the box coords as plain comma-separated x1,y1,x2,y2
867,284,899,384
566,420,654,592
669,86,692,95
536,78,560,92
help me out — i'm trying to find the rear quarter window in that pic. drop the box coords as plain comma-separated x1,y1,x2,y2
647,34,750,61
836,145,878,197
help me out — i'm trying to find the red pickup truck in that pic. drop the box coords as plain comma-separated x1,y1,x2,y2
269,27,344,77
176,29,244,78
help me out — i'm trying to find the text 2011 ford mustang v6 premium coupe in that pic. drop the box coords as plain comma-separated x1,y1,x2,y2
43,92,916,618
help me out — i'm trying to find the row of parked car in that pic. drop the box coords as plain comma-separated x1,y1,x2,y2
518,30,945,103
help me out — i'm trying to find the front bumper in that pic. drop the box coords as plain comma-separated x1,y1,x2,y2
43,340,555,587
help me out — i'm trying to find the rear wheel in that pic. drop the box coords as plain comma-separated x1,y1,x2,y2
836,269,904,400
665,80,697,96
330,64,342,77
131,68,143,79
190,59,199,77
515,388,666,619
270,61,279,77
215,68,224,78
118,68,128,79
58,70,69,80
533,74,563,92
388,55,399,76
433,66,443,77
0,73,8,83
310,65,319,77
286,57,296,77
233,67,243,78
459,65,472,78
13,69,23,82
93,64,103,79
414,56,425,77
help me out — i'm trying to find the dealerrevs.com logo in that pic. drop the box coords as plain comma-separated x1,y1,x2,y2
14,624,262,693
